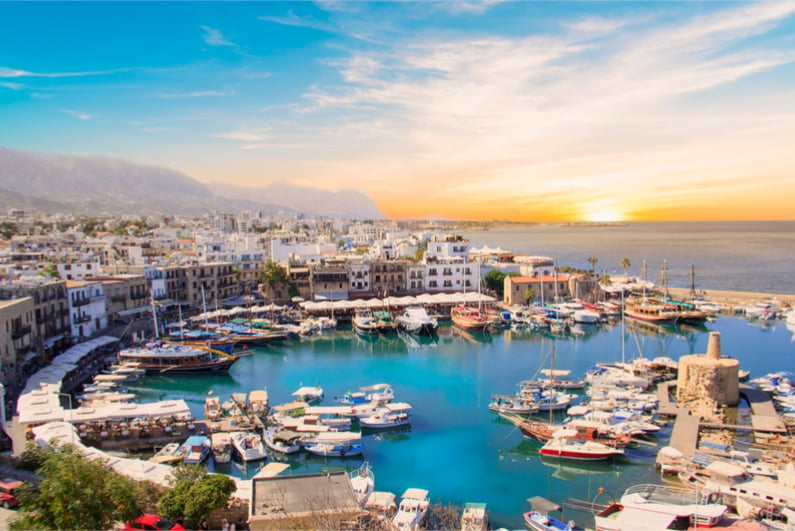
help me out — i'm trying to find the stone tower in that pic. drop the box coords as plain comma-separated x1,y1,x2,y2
676,332,740,412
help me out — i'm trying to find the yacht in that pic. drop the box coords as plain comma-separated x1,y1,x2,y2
679,461,795,511
117,342,239,374
450,305,490,331
396,306,439,335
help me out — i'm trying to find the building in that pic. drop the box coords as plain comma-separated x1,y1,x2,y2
503,274,572,306
249,471,363,530
676,332,740,421
371,259,407,297
65,280,107,340
0,297,35,387
348,259,371,298
310,261,349,301
94,275,150,323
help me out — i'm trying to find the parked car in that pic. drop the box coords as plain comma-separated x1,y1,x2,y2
0,479,22,509
123,514,186,531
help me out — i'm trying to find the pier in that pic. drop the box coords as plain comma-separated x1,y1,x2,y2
740,385,788,437
667,411,701,458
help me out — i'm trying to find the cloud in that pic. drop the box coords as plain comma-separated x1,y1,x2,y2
0,66,130,78
62,109,92,121
435,0,507,16
258,11,338,33
212,129,271,142
200,25,235,47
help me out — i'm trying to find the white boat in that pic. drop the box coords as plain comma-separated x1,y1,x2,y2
537,369,585,390
303,432,364,458
149,442,182,464
248,389,270,417
292,384,324,405
361,383,394,402
211,432,232,463
204,396,222,420
539,434,624,461
461,502,488,531
364,491,397,521
177,435,212,465
488,394,539,415
594,483,729,530
353,309,380,335
392,488,430,531
230,431,268,462
262,428,303,454
396,306,439,335
359,402,412,429
349,462,375,507
679,461,795,511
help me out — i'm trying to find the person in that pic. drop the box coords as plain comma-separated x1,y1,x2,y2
200,521,208,530
221,518,229,531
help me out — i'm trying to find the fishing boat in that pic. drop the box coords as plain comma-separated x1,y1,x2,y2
392,488,430,531
229,431,268,462
303,432,364,458
350,462,375,507
374,310,398,334
450,303,490,332
524,510,575,531
396,306,439,335
211,432,232,463
460,502,489,531
539,433,624,461
179,435,212,465
149,442,182,464
262,428,303,455
204,396,222,420
537,369,585,390
292,384,324,405
488,394,539,415
353,309,380,335
361,383,394,402
117,342,240,374
359,402,412,429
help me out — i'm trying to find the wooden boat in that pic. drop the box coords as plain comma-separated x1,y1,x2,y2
500,413,633,447
488,394,539,415
353,309,380,335
623,299,681,324
374,310,398,334
451,305,490,331
117,342,239,374
211,432,232,463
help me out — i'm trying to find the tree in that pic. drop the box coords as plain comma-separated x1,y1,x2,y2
524,286,535,305
37,263,60,280
484,269,506,296
11,443,144,531
620,257,631,277
158,466,236,529
258,260,294,302
587,257,599,274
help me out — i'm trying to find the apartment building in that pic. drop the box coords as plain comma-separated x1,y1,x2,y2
0,297,35,387
65,280,107,339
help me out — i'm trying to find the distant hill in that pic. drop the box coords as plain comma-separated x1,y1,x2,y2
0,146,384,218
204,181,384,219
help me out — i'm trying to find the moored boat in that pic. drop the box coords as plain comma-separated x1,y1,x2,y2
539,434,624,461
117,342,240,374
396,306,439,335
393,488,430,531
353,309,380,335
230,431,268,462
451,305,490,331
211,432,232,463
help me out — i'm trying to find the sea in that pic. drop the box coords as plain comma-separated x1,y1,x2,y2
129,222,795,529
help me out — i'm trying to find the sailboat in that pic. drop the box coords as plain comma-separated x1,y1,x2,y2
451,258,490,331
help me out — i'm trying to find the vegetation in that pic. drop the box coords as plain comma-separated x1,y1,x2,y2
621,257,631,276
157,465,236,529
258,260,297,301
524,286,535,304
483,269,518,297
37,263,60,279
11,443,146,531
0,221,17,239
587,256,599,274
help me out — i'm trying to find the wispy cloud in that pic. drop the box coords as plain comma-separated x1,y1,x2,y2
0,66,130,78
212,129,271,142
200,25,235,47
62,109,92,121
258,11,338,33
435,0,507,16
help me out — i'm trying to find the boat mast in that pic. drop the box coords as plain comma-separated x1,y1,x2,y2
151,291,160,339
661,258,669,299
549,340,555,425
201,284,209,330
689,265,696,300
641,259,647,299
621,289,626,364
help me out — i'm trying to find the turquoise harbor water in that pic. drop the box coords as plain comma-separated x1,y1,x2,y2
131,316,795,529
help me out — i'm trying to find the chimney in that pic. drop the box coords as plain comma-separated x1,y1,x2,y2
706,332,722,360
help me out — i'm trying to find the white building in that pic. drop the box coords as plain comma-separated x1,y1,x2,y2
56,260,103,280
270,238,337,264
515,256,556,277
348,260,371,296
65,280,107,339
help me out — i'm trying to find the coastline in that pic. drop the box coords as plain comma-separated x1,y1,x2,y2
666,287,795,309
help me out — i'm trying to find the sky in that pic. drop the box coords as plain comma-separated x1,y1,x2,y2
1,1,795,222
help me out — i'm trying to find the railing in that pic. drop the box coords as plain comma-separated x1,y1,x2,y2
11,324,32,339
72,297,90,307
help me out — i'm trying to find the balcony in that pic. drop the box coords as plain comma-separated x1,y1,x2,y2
11,324,32,340
110,295,127,303
72,297,90,307
73,314,91,324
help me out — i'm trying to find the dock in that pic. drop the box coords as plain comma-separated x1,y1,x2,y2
667,411,701,458
657,381,683,417
740,385,788,436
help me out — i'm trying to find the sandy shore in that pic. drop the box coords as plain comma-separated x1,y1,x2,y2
666,287,795,310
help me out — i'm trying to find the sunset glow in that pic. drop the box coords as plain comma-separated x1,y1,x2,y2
2,2,795,221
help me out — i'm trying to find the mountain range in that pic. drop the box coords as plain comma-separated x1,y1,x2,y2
0,146,384,219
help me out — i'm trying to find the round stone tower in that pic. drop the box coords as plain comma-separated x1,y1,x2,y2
676,332,740,409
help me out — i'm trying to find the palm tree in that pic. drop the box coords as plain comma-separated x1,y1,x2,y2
587,257,599,275
620,257,631,277
524,287,535,305
258,260,290,303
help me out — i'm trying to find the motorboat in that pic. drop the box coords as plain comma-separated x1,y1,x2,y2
176,435,211,465
292,384,324,405
361,383,394,402
229,431,268,461
303,433,364,458
149,442,182,464
488,394,539,415
396,306,439,335
204,396,222,421
392,488,430,531
262,428,303,455
461,502,489,531
353,309,380,335
524,510,575,531
117,342,240,374
359,402,412,429
364,491,397,522
211,432,232,463
248,389,270,417
539,434,624,461
537,369,585,390
374,310,398,334
594,483,729,530
349,462,375,507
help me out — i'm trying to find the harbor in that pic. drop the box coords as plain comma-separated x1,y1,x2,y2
14,305,794,529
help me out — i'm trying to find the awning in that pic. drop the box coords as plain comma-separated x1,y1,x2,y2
117,306,151,317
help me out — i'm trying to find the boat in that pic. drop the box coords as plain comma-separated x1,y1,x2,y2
364,491,397,521
537,369,585,390
392,488,430,531
211,432,232,463
303,432,364,458
262,428,303,454
149,442,182,464
361,383,394,402
488,394,539,415
539,433,624,461
117,342,240,374
176,435,212,465
229,431,268,462
500,412,633,448
248,389,270,418
623,299,681,324
594,483,730,530
374,310,398,334
204,396,222,420
353,309,380,335
359,402,412,429
460,502,488,531
292,384,324,405
524,510,575,531
349,462,375,507
396,306,439,335
450,305,490,331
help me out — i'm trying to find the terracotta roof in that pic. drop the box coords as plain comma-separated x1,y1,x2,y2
507,274,570,284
